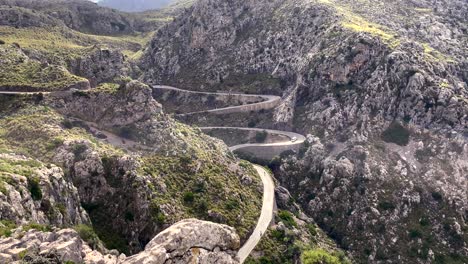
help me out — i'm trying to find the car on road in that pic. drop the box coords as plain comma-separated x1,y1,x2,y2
291,136,297,142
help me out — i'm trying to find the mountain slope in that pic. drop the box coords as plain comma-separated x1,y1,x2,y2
0,80,263,256
140,0,468,262
98,0,173,12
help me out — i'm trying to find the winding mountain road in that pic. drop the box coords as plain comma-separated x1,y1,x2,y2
153,85,281,115
238,164,275,263
153,85,306,263
2,86,305,263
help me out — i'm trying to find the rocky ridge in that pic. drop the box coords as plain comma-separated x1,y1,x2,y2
140,0,468,262
0,219,239,263
0,80,262,259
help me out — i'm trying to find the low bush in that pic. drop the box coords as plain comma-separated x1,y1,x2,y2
27,177,42,201
74,224,100,249
0,220,16,237
23,222,51,232
277,210,297,228
301,249,341,264
255,130,268,143
381,121,410,146
183,191,194,203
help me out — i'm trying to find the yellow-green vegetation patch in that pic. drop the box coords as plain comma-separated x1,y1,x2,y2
139,153,262,240
0,46,87,91
0,156,41,178
0,220,17,237
0,25,153,61
317,0,400,49
439,81,450,89
92,83,121,94
301,248,347,264
0,26,86,58
422,43,455,63
0,104,122,162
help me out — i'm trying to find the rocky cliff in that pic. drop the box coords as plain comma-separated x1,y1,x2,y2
0,80,262,256
0,219,239,263
140,0,468,262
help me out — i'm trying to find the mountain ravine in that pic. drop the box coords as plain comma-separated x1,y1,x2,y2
141,0,467,263
0,0,467,263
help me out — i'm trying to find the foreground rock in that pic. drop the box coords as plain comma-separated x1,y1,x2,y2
125,218,240,264
0,153,89,227
0,219,240,264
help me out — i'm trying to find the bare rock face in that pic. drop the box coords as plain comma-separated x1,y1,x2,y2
0,228,123,263
140,0,468,262
69,48,129,87
52,80,163,129
125,218,240,264
0,219,240,264
0,153,89,227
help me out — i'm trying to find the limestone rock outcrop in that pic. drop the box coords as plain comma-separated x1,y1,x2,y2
69,48,129,87
125,218,240,264
0,153,89,227
0,219,240,264
51,80,163,129
140,0,468,262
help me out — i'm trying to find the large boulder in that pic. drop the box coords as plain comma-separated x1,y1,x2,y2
0,219,240,264
124,218,240,264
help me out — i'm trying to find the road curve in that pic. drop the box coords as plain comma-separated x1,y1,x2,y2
200,126,306,152
237,165,275,263
151,85,308,263
0,91,51,95
153,85,281,115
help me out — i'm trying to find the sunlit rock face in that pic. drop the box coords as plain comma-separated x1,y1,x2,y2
140,0,467,262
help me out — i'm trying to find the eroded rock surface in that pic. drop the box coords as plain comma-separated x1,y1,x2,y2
0,219,240,264
125,218,240,264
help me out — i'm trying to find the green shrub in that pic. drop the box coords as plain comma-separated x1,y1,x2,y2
74,224,100,249
225,198,240,210
409,228,423,239
277,210,297,228
0,220,17,237
270,229,285,241
381,122,410,146
118,125,137,140
307,223,317,236
149,201,165,225
23,223,51,232
18,250,28,260
61,119,74,129
195,198,208,216
124,211,134,222
183,191,194,203
378,201,395,211
301,249,341,264
27,177,42,201
72,143,87,160
431,191,443,201
255,130,268,143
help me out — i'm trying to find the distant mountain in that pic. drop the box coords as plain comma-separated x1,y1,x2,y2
98,0,173,12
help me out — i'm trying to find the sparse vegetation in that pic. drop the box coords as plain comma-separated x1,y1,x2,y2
381,122,410,146
74,224,101,249
27,177,42,201
0,220,17,237
255,130,268,143
277,210,297,228
301,249,342,264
